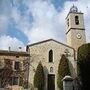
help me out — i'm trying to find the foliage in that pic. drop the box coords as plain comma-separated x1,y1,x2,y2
0,59,29,88
34,61,44,90
0,59,13,87
57,54,71,90
77,43,90,90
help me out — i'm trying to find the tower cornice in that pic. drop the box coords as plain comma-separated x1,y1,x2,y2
66,28,85,34
66,12,83,20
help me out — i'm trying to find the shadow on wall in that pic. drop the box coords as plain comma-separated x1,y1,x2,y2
43,66,49,90
69,60,81,90
68,59,77,77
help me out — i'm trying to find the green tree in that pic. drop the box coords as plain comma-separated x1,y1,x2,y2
77,43,90,90
34,61,44,90
57,54,71,90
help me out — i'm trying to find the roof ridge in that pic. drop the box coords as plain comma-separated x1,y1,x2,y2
27,39,74,50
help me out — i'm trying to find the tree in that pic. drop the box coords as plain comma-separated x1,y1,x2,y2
34,61,44,90
57,54,71,90
77,43,90,90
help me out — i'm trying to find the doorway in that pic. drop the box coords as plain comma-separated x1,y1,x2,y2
48,74,55,90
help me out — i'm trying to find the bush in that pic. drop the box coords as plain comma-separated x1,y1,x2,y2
77,43,90,90
57,54,71,90
34,61,44,90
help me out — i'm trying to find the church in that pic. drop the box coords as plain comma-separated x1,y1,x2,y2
27,5,86,90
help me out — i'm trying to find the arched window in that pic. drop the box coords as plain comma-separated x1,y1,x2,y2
49,50,53,62
75,16,79,25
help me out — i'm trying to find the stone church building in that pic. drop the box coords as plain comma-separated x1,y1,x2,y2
27,5,86,90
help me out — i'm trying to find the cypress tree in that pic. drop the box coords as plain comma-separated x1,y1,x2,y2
77,43,90,90
34,61,44,90
57,54,71,90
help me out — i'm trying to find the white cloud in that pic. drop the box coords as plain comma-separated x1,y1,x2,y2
0,0,90,51
12,0,67,44
0,35,25,51
0,15,8,33
0,0,12,33
11,0,90,44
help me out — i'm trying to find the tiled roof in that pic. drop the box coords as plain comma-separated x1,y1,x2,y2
0,50,29,56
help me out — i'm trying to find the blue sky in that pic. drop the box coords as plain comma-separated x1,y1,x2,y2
0,0,90,51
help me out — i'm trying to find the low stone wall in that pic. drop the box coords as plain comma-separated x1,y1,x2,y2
11,85,23,90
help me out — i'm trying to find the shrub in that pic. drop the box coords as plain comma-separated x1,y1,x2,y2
77,43,90,90
57,54,71,90
34,61,44,90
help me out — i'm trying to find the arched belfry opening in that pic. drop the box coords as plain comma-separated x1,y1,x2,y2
75,16,79,25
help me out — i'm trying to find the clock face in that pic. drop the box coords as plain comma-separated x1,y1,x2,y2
76,33,82,39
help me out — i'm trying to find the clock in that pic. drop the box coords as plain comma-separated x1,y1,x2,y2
76,33,82,39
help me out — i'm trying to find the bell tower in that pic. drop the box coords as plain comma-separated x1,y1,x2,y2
66,5,86,51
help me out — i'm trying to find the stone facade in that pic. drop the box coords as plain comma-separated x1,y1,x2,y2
27,39,77,90
0,50,29,90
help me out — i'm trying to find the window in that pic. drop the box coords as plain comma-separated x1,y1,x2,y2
14,61,20,70
67,19,69,27
16,56,19,58
75,16,79,25
9,77,12,85
13,77,19,85
49,50,53,62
